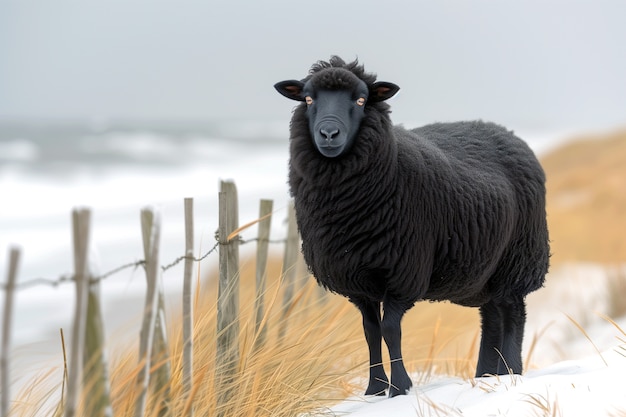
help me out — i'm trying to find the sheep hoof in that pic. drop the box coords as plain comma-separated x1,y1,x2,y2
366,389,387,397
389,376,412,397
364,379,389,396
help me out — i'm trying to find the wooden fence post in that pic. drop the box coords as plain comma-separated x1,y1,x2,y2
140,209,171,417
65,208,92,417
1,247,20,417
135,208,162,417
279,202,299,340
83,274,113,417
182,197,194,417
253,199,273,350
216,180,240,414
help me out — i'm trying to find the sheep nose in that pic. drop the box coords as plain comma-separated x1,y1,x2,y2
320,127,340,142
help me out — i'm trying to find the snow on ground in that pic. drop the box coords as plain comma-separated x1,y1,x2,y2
326,345,626,417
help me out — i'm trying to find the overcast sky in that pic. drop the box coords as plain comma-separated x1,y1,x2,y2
1,0,625,132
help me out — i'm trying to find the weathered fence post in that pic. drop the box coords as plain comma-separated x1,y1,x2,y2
253,199,273,349
83,269,113,417
65,208,92,417
216,180,240,414
182,197,194,417
279,202,299,340
1,247,20,417
135,208,162,417
141,207,171,417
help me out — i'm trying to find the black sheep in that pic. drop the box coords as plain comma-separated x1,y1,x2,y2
274,56,549,397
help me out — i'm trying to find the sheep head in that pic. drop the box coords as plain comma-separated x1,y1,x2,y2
275,63,399,158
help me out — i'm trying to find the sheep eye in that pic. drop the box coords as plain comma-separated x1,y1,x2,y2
305,96,313,105
356,97,366,106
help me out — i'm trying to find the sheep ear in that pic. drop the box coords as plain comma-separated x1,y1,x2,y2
370,82,400,102
274,80,306,102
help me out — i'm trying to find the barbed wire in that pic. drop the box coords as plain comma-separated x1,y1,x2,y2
4,235,288,292
159,241,219,272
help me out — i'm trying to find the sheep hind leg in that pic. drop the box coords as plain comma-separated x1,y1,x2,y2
475,300,504,377
381,299,412,397
476,298,526,377
354,299,389,396
498,297,526,375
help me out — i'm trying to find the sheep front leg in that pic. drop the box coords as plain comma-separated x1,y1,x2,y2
381,299,413,397
354,299,389,396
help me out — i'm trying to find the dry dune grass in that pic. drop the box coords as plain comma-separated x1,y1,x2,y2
105,256,480,416
10,256,480,416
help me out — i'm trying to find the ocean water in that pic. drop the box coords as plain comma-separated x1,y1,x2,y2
0,121,292,358
0,119,573,389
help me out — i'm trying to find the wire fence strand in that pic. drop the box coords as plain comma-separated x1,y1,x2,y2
5,236,288,292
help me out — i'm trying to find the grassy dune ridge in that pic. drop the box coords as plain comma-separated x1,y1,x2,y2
543,128,626,264
11,128,626,415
